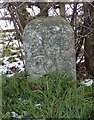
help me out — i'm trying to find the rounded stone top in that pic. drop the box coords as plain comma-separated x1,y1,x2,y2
23,16,76,80
23,16,73,37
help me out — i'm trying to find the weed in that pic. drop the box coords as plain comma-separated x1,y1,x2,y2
2,71,93,119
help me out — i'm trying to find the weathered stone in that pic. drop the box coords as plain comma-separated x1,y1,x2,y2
23,16,76,80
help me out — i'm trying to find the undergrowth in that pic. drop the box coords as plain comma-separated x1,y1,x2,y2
2,71,94,119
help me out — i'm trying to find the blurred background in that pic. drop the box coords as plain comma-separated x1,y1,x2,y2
0,1,94,80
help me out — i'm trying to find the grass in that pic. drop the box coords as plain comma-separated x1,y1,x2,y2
2,71,94,119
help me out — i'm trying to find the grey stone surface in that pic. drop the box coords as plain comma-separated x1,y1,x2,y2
23,16,76,80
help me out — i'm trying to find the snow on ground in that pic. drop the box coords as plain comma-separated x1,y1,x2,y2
0,36,25,76
81,79,94,86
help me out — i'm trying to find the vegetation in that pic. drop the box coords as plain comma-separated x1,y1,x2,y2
1,2,94,119
0,2,94,79
2,72,94,119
